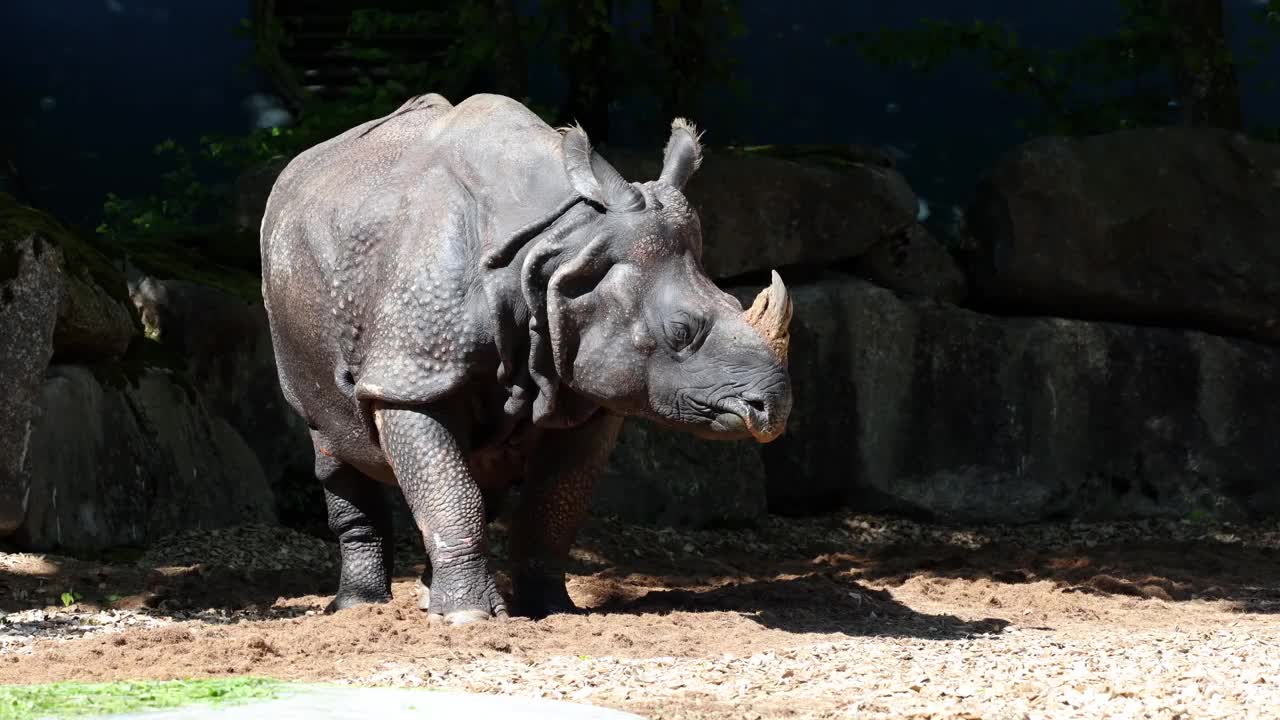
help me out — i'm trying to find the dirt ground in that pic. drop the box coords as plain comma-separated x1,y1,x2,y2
3,512,1279,719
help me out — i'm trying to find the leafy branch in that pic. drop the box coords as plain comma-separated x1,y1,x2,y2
840,0,1277,138
95,2,748,251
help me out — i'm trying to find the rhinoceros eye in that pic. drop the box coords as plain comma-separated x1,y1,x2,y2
669,322,691,349
665,314,703,353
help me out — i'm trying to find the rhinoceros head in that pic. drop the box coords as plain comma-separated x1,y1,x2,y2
525,119,793,443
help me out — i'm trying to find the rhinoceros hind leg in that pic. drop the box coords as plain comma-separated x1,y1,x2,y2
509,412,624,619
319,453,395,613
377,405,508,625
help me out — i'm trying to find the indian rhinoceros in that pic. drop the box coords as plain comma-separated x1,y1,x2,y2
259,92,794,624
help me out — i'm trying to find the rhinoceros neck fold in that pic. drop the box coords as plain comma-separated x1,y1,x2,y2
483,201,602,432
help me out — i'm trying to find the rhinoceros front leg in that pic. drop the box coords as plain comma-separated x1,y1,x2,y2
318,450,395,613
509,411,624,619
375,404,508,624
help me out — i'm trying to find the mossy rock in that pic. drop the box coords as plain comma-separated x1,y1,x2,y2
0,192,129,307
1,193,139,359
124,225,263,305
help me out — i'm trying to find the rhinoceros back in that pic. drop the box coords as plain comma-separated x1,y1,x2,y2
260,93,575,475
260,93,461,472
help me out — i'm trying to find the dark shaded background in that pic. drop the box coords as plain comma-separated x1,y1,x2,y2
2,0,1277,230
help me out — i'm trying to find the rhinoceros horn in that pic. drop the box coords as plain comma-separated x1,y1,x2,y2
561,124,646,212
744,270,793,363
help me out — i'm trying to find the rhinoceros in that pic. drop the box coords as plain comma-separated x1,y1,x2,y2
259,93,794,624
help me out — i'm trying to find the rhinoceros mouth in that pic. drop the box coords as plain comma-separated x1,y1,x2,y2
709,409,749,435
697,397,782,444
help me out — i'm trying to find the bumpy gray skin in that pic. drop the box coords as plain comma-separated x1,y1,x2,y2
260,92,793,624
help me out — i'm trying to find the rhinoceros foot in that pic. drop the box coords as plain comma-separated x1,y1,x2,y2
324,587,393,614
419,561,509,625
511,572,579,620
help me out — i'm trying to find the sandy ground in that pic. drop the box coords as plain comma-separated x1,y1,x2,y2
2,513,1279,719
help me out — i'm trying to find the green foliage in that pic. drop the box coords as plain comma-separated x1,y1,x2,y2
97,139,225,246
638,0,749,116
841,0,1279,138
95,4,510,250
59,590,82,607
123,232,263,303
0,678,280,719
95,2,747,254
1187,507,1217,525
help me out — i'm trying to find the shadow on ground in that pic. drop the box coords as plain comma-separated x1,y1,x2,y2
847,540,1280,614
594,573,1010,639
3,515,1278,632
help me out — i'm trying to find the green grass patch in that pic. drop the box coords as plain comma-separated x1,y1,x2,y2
0,677,282,719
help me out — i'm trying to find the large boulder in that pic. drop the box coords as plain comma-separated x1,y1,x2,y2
851,223,968,303
761,274,1280,523
1,194,141,538
0,234,61,535
53,269,137,360
1,193,137,362
15,365,276,552
127,274,318,529
966,128,1280,345
605,147,921,280
595,418,767,529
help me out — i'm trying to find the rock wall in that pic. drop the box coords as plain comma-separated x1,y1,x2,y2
0,194,280,552
778,276,1276,522
609,146,921,280
126,275,318,530
17,366,274,550
4,124,1278,549
594,128,1280,527
0,234,61,535
595,419,766,529
964,128,1280,345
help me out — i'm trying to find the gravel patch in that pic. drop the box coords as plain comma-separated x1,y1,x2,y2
354,622,1280,719
2,512,1279,719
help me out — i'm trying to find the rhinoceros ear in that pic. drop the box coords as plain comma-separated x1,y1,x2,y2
658,117,703,190
560,124,646,212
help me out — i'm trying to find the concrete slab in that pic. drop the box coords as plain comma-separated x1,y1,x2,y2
94,685,646,720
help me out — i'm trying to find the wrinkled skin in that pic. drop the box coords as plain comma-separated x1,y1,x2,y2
260,93,793,624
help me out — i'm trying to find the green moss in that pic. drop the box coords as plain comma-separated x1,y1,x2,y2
0,677,282,719
1,193,260,314
0,192,130,307
124,226,263,305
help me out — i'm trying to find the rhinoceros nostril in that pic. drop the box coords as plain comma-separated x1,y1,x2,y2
744,397,767,414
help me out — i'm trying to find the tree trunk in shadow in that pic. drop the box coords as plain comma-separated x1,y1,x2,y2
490,0,528,100
250,0,310,112
651,0,710,122
1165,0,1244,130
560,0,613,142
